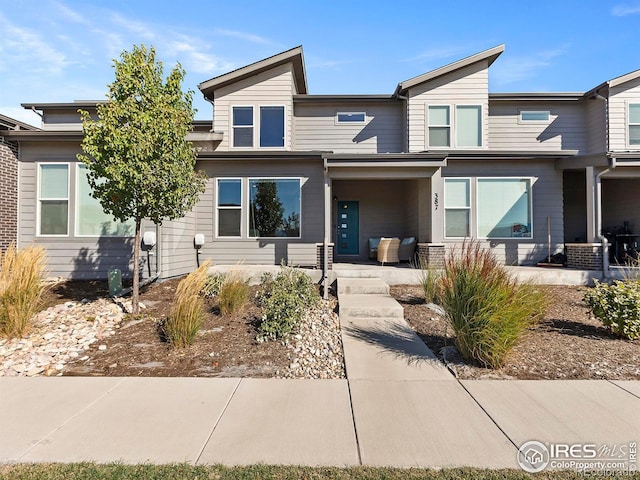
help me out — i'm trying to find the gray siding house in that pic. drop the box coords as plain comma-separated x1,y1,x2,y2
6,44,640,280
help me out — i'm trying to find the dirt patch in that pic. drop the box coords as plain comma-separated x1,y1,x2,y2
392,284,640,380
61,279,291,377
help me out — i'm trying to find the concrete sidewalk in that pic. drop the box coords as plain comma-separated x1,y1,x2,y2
1,277,639,468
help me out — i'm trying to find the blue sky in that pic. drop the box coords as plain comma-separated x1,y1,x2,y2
2,0,640,127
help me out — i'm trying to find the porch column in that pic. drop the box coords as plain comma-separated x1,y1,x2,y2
586,166,597,242
323,172,332,300
430,169,444,243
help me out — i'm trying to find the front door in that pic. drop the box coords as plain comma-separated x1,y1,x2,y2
336,201,359,255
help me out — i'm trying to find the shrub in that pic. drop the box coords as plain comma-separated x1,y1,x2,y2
418,260,441,304
583,279,640,340
218,273,249,315
438,242,546,369
162,260,211,348
256,266,320,341
201,273,225,298
0,243,48,338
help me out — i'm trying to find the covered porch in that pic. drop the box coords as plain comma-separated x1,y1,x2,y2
321,153,445,268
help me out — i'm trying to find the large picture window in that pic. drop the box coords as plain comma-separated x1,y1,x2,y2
38,164,69,235
444,178,470,238
477,178,532,239
260,106,285,147
629,104,640,146
249,178,300,238
216,178,242,237
76,165,133,236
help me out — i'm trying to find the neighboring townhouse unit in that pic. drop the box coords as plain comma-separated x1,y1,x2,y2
0,114,38,251
6,45,640,280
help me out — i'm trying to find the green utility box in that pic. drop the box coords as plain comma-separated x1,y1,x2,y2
108,268,123,297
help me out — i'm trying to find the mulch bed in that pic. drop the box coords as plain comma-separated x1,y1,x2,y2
55,279,290,377
392,285,640,380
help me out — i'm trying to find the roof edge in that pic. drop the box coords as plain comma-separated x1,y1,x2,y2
198,46,307,97
396,44,505,95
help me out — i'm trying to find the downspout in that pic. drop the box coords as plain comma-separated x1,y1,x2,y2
323,156,330,300
203,96,215,132
596,156,616,278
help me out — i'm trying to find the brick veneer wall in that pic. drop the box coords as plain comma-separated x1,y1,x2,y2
316,243,334,271
0,137,18,252
417,243,445,269
565,243,603,270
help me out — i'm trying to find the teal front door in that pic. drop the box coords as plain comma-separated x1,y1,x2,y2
337,201,359,255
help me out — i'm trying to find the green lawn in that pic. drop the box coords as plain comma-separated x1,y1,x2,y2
0,464,638,480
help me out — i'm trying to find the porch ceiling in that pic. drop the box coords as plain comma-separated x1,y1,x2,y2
323,153,446,179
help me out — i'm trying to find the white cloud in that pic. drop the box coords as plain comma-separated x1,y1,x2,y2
51,1,90,25
612,4,640,16
110,12,156,40
213,28,274,45
0,13,71,75
166,38,235,75
491,45,570,87
401,45,471,64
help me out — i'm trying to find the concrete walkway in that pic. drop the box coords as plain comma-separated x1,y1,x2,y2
1,277,639,468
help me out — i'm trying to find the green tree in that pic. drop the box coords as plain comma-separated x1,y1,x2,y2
250,181,284,236
78,45,207,314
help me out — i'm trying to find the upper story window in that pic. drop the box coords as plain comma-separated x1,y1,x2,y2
520,110,550,122
629,104,640,146
232,105,285,148
428,106,451,147
336,112,366,124
260,106,285,147
232,106,253,147
38,163,69,236
456,105,482,148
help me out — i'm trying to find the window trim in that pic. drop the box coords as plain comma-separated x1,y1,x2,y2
443,177,471,239
231,105,254,149
628,102,640,147
518,110,551,124
215,177,243,239
426,104,451,149
247,177,302,239
74,164,133,238
36,162,70,237
335,111,367,125
454,104,483,148
475,176,534,240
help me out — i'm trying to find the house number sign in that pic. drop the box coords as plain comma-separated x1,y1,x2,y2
434,193,439,210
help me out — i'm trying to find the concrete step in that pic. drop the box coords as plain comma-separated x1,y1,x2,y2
339,294,403,319
337,278,390,298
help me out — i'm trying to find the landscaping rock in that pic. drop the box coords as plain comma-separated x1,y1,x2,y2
0,298,126,377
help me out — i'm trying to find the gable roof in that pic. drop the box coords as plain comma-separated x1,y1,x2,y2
585,67,640,98
395,44,505,96
198,46,307,99
0,113,39,131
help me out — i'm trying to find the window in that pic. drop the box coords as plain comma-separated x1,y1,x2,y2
444,178,470,238
520,110,550,122
477,178,532,239
232,106,253,147
260,106,285,147
38,164,69,235
336,112,366,124
249,178,300,238
216,179,242,237
428,106,450,147
456,105,482,147
629,104,640,146
76,165,133,236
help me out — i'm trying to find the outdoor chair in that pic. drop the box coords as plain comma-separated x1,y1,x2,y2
368,237,381,259
377,237,400,265
398,237,417,262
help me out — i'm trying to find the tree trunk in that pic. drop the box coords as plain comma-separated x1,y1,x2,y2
132,218,141,315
